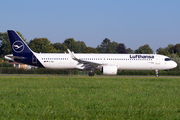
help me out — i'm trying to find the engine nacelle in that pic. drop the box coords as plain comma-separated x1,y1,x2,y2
101,65,117,75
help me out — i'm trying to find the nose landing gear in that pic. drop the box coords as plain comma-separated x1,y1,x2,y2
155,70,158,77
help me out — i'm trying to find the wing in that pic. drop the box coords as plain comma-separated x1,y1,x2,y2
67,49,103,70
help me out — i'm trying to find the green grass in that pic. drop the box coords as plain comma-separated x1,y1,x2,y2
0,76,180,120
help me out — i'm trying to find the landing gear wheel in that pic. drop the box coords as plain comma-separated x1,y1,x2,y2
89,71,94,76
155,70,158,77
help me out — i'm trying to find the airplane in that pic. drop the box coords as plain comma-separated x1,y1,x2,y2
5,30,177,76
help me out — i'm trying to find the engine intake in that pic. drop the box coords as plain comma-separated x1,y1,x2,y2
101,65,117,75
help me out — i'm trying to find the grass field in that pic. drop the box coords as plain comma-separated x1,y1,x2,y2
0,75,180,120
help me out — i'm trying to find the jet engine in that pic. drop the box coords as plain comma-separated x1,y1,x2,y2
101,65,117,75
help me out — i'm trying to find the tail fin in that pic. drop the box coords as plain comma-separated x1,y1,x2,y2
7,30,44,68
7,30,34,57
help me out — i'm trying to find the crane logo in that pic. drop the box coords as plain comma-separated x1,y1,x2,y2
12,41,24,53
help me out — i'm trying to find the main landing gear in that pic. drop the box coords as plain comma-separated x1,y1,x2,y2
89,68,95,76
155,70,158,77
89,71,94,76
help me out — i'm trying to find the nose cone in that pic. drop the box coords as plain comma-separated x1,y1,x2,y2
173,61,177,68
166,61,177,69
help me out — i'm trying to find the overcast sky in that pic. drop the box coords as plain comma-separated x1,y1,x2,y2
0,0,180,52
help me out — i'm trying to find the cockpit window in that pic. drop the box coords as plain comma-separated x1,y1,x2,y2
165,58,172,61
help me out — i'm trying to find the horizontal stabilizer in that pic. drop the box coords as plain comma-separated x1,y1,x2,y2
5,54,25,61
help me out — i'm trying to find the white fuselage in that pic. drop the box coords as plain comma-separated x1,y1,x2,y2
35,53,177,70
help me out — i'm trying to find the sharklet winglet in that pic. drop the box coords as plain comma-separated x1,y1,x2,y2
67,49,78,60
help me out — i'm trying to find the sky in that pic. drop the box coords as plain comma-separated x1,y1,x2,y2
0,0,180,52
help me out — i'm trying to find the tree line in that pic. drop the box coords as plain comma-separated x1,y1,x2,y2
0,31,157,57
0,30,180,70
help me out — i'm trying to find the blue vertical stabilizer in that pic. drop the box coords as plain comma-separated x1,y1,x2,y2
8,30,33,57
7,30,44,67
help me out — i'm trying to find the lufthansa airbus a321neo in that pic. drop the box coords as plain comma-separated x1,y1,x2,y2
5,30,177,76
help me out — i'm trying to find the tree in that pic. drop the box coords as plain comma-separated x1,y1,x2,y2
169,44,180,56
166,44,174,51
63,38,78,53
16,31,26,42
109,41,118,53
53,39,86,53
0,32,11,58
156,44,174,56
97,38,118,53
97,38,111,53
117,43,127,53
134,44,153,54
82,47,99,53
53,42,68,53
156,47,170,56
53,42,63,50
28,38,54,53
126,48,134,54
76,41,87,53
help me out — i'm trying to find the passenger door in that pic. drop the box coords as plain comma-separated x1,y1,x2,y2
32,55,37,64
155,56,160,65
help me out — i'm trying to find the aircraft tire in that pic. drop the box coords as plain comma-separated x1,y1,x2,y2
89,72,94,76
